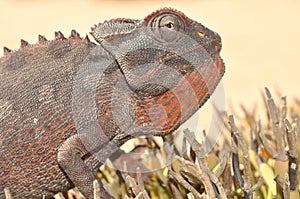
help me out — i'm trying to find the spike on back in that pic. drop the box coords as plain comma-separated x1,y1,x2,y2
83,35,90,43
3,47,12,55
70,29,80,40
38,35,47,43
20,39,29,48
55,31,66,40
1,29,95,60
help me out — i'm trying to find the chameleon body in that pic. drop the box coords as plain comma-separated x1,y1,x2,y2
0,8,225,199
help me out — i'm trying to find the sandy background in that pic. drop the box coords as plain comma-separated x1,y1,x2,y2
0,0,299,131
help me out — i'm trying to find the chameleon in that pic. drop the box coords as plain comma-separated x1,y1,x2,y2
0,7,225,199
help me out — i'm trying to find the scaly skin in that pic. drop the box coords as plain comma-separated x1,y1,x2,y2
0,8,225,199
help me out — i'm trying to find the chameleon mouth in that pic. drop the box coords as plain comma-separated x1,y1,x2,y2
121,44,225,98
131,54,225,98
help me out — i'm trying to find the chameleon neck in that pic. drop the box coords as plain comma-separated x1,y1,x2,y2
134,57,224,136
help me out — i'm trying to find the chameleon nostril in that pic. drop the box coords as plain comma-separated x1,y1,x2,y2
197,31,205,37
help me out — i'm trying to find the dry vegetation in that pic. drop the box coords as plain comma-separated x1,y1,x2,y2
96,87,300,199
5,87,300,199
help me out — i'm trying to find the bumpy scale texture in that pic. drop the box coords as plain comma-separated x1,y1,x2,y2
0,8,225,199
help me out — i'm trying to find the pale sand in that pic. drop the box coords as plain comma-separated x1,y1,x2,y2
0,0,299,134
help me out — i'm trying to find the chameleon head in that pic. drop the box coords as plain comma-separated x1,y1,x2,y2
91,7,224,98
144,8,222,58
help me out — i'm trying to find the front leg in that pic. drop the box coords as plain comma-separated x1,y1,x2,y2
57,134,114,199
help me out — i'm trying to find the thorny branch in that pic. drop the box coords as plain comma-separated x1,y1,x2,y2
284,119,299,191
265,87,287,160
183,129,227,198
229,115,262,199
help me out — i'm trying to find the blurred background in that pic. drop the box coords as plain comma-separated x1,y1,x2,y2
0,0,299,132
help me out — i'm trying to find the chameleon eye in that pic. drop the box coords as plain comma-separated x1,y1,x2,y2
159,16,181,31
148,13,185,42
165,22,175,29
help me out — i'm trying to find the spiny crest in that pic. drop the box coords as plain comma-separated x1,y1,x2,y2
20,39,29,48
143,7,190,23
3,47,12,55
90,18,139,43
83,35,90,43
68,29,91,43
55,31,66,40
1,30,91,57
70,29,80,39
38,35,47,43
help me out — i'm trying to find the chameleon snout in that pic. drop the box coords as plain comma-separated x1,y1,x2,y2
210,31,222,55
194,25,222,57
